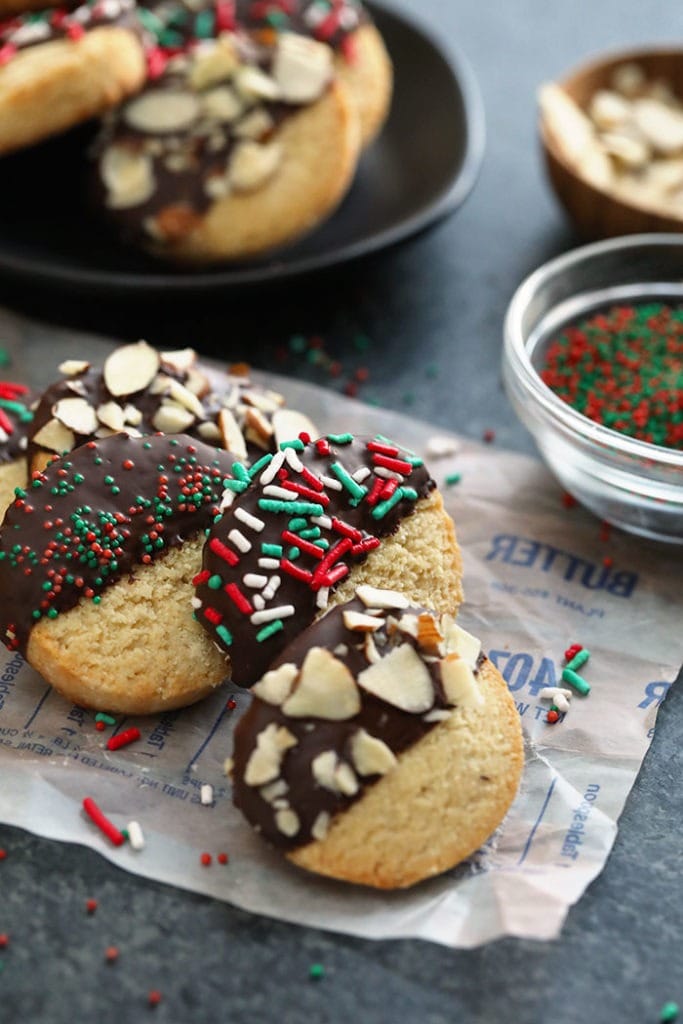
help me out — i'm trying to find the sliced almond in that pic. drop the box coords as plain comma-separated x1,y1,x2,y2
97,401,126,432
600,131,650,169
539,82,613,188
125,90,200,134
440,654,484,710
416,612,444,653
632,97,683,154
259,779,289,804
423,709,452,723
363,633,380,664
31,418,75,454
311,811,331,841
160,347,197,373
104,341,161,397
218,408,248,459
101,146,155,209
123,403,143,426
588,89,633,130
350,729,397,777
198,421,222,442
311,751,358,795
282,647,360,720
272,31,332,103
244,723,297,787
58,359,90,376
229,140,282,192
244,405,273,441
233,107,274,140
53,397,98,436
342,610,383,633
201,85,243,122
242,389,283,414
274,808,300,837
234,65,280,101
166,378,205,419
272,408,318,450
611,62,647,98
189,37,240,91
252,663,298,706
185,367,211,398
355,585,410,610
357,643,434,713
440,616,481,667
152,402,196,433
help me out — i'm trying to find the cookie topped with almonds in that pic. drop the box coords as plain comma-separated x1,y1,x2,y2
230,590,524,888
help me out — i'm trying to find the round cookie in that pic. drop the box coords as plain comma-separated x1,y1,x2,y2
27,341,313,473
333,22,392,147
0,381,34,520
230,594,524,889
195,432,464,687
0,0,146,156
0,433,237,714
92,32,361,261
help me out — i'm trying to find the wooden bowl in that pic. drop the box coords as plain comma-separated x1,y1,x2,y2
540,48,683,239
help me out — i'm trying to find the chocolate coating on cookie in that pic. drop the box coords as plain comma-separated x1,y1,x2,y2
0,432,236,653
196,432,434,686
231,594,485,850
0,382,33,465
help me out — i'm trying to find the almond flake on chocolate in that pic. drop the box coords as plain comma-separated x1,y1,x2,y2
151,402,196,433
166,379,205,419
160,347,197,373
198,421,222,442
416,613,444,654
350,729,397,777
260,779,289,803
97,401,126,432
242,389,284,414
441,616,481,666
101,146,155,210
233,107,274,140
53,397,98,436
205,174,230,200
357,644,434,713
282,647,361,720
244,723,297,787
32,418,75,454
311,751,358,796
229,140,282,192
103,341,161,397
223,757,234,779
311,811,331,841
275,808,300,837
235,66,280,102
244,406,273,442
272,408,317,450
125,91,200,134
423,709,452,723
272,31,332,103
252,663,298,706
189,37,239,91
363,633,381,664
201,85,243,123
356,585,410,610
440,654,484,709
217,408,248,459
123,403,143,426
342,610,383,633
185,368,211,398
58,359,90,376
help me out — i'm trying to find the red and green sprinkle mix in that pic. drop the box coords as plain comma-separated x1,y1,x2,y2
540,303,683,448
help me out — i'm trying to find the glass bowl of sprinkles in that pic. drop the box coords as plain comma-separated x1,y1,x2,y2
503,234,683,543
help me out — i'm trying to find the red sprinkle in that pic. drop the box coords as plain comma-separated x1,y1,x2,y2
482,429,496,443
95,721,106,732
83,799,126,847
105,946,119,963
0,849,6,860
603,555,613,568
564,644,583,662
226,698,237,710
562,492,577,509
547,709,560,724
217,852,229,865
200,852,212,866
86,898,98,914
106,727,141,752
0,933,9,949
148,990,163,1008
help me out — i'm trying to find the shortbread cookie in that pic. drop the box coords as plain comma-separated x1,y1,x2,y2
0,381,34,519
27,341,312,473
0,433,237,713
0,0,146,156
196,432,464,686
92,32,360,261
230,594,524,889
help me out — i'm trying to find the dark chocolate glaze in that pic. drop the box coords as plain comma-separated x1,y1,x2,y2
27,350,283,468
0,385,34,466
0,433,236,654
196,432,435,686
231,596,485,850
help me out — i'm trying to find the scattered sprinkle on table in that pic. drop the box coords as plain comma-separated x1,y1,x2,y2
200,852,212,867
309,963,325,981
86,898,99,915
540,302,683,448
148,990,162,1008
0,934,9,949
482,429,496,443
660,1003,680,1023
0,848,6,860
445,472,462,486
106,727,141,752
105,946,119,964
82,797,126,847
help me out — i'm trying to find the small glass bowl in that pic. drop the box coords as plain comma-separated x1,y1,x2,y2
503,234,683,543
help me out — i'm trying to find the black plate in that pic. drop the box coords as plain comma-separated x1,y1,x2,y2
0,2,484,295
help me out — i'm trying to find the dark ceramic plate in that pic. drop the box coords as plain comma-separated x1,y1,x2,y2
0,2,484,295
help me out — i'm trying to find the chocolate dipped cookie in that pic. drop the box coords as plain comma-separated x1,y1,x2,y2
230,592,524,889
195,432,464,686
0,381,34,519
0,0,146,156
0,432,237,713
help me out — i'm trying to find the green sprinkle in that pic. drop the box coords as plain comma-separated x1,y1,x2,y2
208,574,223,590
223,478,249,493
400,487,418,500
372,487,405,520
256,620,284,642
0,348,10,368
561,667,591,696
279,439,305,451
258,499,323,515
327,433,354,444
262,543,283,557
232,462,250,482
95,712,116,725
329,461,366,501
216,625,233,647
299,527,321,540
287,517,308,532
566,649,590,672
309,963,325,981
195,7,215,37
289,334,307,354
248,454,272,478
288,546,300,560
660,1003,680,1023
445,472,462,486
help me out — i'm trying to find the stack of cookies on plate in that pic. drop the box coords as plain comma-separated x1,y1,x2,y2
0,342,523,889
0,0,393,261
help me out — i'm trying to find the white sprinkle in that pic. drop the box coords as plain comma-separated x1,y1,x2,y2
263,485,297,500
373,466,403,481
200,784,214,806
262,576,281,601
356,585,410,609
316,586,329,610
258,558,280,570
191,596,202,609
321,475,343,491
0,428,8,444
250,605,295,624
554,692,571,713
243,573,268,588
284,447,303,471
352,466,371,483
539,687,572,701
426,435,460,459
228,529,251,553
259,450,285,485
127,820,145,851
311,514,333,529
234,507,265,532
253,594,266,610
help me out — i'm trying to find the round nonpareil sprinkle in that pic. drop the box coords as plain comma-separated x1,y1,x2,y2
86,898,98,914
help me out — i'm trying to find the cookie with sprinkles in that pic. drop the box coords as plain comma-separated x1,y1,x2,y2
91,26,361,261
0,0,147,156
27,341,314,473
0,381,34,519
229,592,524,889
0,432,237,713
196,432,464,687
